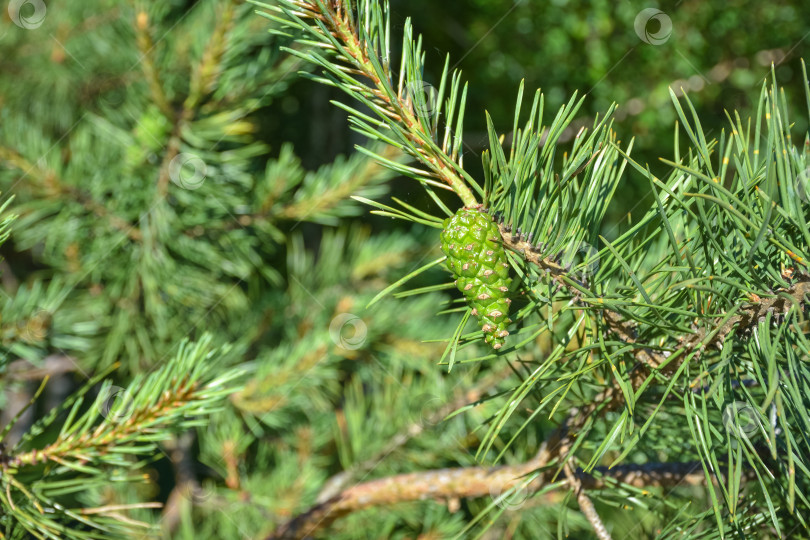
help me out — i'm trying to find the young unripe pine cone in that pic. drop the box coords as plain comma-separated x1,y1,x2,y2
440,206,512,349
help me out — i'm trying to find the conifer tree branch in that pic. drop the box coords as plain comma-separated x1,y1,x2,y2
255,0,479,206
679,272,810,356
134,11,174,121
0,337,245,539
0,147,142,241
496,220,670,381
184,1,238,113
156,1,238,198
266,414,711,540
277,145,401,220
497,218,810,387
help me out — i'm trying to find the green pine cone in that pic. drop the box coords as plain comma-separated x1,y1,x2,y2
440,206,512,349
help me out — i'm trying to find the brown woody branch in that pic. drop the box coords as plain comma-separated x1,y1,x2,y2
267,412,570,540
267,429,707,540
267,397,709,540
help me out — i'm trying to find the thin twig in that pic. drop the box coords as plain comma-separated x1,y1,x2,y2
564,462,612,540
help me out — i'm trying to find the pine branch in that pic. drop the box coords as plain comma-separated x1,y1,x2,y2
267,408,712,540
156,1,238,198
495,204,810,387
269,456,730,540
276,144,402,221
185,1,238,113
0,336,245,539
0,146,142,241
477,66,810,533
494,216,671,389
134,11,173,121
679,272,810,356
254,0,479,206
